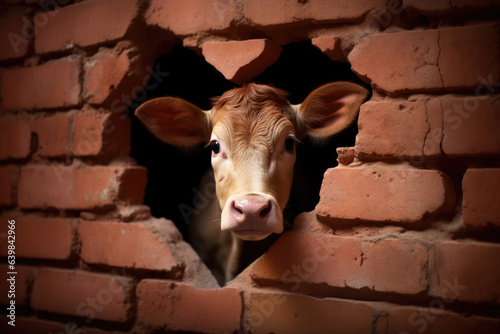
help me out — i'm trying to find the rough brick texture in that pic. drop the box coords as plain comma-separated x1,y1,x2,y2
0,13,30,61
431,241,500,304
83,42,144,106
243,290,375,333
356,99,442,159
439,24,500,90
79,219,182,272
18,165,147,210
31,268,134,322
244,0,387,27
72,108,131,158
316,167,456,223
146,0,239,36
349,29,441,94
29,113,71,157
249,231,429,295
1,56,81,110
0,165,19,207
0,217,74,260
137,280,241,333
0,114,71,159
0,117,32,160
202,39,282,84
311,36,346,62
35,0,140,54
388,305,500,334
462,169,500,229
349,24,500,95
442,94,500,156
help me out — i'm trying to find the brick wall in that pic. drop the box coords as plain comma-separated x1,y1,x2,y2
0,0,499,333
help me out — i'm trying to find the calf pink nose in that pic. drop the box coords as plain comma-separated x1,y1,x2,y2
231,198,272,224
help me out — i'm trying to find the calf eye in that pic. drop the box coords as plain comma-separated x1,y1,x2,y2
211,141,221,154
284,138,294,151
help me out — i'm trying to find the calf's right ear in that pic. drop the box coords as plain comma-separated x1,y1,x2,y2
135,97,211,147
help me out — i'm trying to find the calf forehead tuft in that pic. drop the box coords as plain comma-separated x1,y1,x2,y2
212,84,294,153
212,83,290,110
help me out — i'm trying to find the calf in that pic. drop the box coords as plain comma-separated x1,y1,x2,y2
136,82,367,283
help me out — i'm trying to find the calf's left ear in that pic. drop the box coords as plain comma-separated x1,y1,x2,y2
293,82,368,139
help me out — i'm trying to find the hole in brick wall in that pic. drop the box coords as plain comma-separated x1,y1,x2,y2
129,41,370,280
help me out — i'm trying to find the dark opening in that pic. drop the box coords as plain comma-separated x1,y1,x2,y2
129,41,369,278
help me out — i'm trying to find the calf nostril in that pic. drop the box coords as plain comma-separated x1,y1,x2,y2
232,201,244,215
259,201,272,217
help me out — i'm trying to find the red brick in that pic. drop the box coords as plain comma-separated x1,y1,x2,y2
311,36,346,62
316,167,456,223
72,108,131,158
29,113,70,157
349,29,442,95
404,0,500,16
0,264,35,306
244,0,386,27
0,114,71,159
0,13,31,61
249,232,429,295
0,117,32,159
1,56,81,110
79,219,182,272
18,165,147,210
145,0,238,36
439,24,500,91
336,147,356,165
442,94,500,156
349,25,500,95
31,268,133,322
430,241,500,304
137,280,241,333
83,42,144,105
202,39,282,84
173,241,220,288
243,290,375,333
462,169,500,229
356,99,442,159
34,0,140,54
0,217,74,260
0,165,19,207
388,305,500,334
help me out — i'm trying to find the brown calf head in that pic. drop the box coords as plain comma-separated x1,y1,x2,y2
136,82,367,240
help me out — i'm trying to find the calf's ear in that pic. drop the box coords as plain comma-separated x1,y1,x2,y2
135,97,211,147
293,82,368,139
